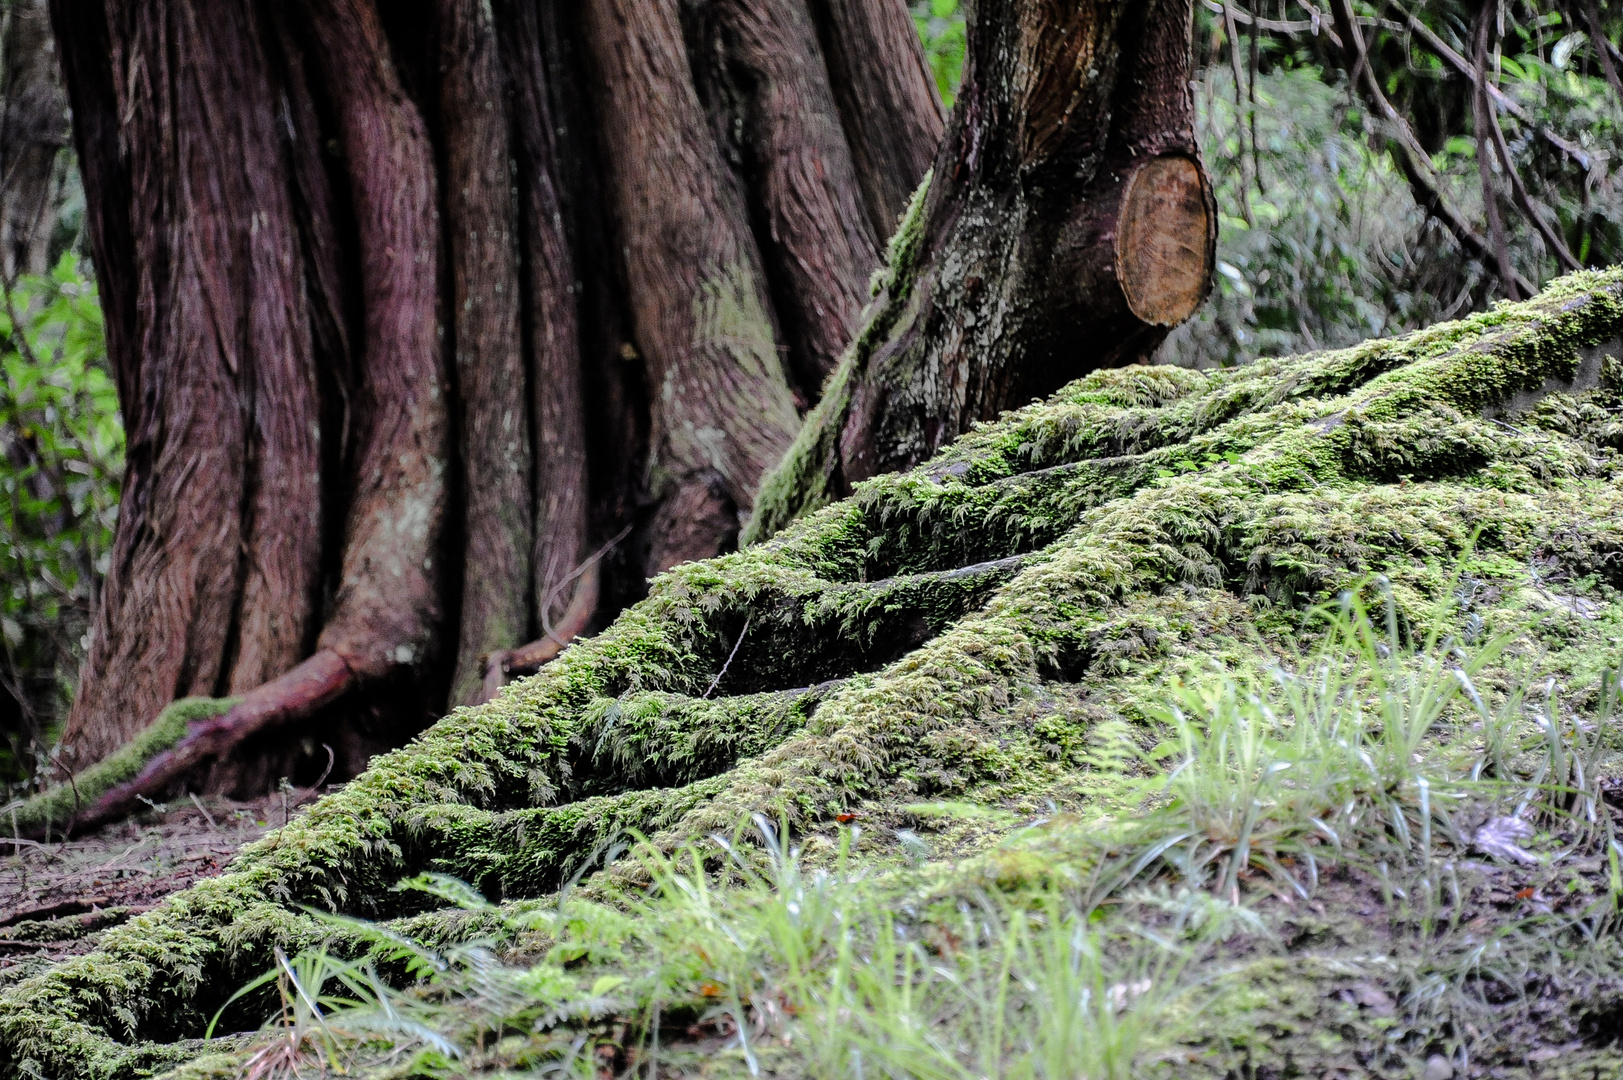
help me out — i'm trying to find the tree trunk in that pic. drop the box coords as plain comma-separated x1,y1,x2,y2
748,0,1215,540
56,0,322,766
0,0,68,280
48,0,943,787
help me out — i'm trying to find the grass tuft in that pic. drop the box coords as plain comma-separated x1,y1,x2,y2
183,592,1623,1078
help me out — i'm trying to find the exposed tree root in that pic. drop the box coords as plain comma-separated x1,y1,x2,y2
481,564,603,701
2,271,1622,1078
6,651,353,840
3,698,236,842
68,651,353,838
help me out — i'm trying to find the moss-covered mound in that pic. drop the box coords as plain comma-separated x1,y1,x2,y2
4,270,1623,1078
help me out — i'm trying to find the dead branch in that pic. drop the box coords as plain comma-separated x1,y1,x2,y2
1219,0,1593,170
1388,0,1592,169
1576,0,1623,106
1329,0,1534,298
1473,6,1522,298
1480,66,1583,272
1221,2,1256,225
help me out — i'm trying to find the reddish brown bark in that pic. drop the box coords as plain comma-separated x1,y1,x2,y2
59,0,310,764
299,0,446,683
698,0,883,388
579,0,802,571
439,0,532,707
46,0,944,796
494,0,592,682
811,0,945,237
71,649,352,834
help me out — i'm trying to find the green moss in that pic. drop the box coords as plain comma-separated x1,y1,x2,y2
746,171,935,542
3,697,238,841
4,270,1623,1078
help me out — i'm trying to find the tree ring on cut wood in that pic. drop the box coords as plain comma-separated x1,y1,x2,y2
1114,154,1214,327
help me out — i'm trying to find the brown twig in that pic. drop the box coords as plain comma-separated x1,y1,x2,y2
1481,74,1583,272
1473,6,1521,299
1577,0,1623,106
1328,0,1534,298
537,524,632,649
1222,2,1256,225
187,791,219,832
1249,6,1265,198
480,525,633,701
703,616,751,700
283,743,335,813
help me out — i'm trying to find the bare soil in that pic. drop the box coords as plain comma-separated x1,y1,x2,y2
0,788,330,984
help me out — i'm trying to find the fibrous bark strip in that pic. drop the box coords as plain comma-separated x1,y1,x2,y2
439,0,532,708
579,0,803,570
59,0,315,762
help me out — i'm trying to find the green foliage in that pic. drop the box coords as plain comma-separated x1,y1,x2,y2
911,0,966,106
189,824,1202,1080
1075,584,1612,901
1167,5,1623,367
0,253,120,786
1163,63,1462,367
186,601,1623,1078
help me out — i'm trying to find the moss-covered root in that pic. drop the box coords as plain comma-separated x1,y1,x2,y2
744,170,934,544
1,697,237,842
3,270,1623,1079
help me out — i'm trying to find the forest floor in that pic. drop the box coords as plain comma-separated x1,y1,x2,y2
0,788,331,986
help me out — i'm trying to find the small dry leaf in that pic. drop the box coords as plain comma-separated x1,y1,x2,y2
1473,816,1540,865
1349,982,1395,1016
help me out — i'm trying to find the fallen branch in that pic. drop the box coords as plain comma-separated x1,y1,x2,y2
0,896,115,930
